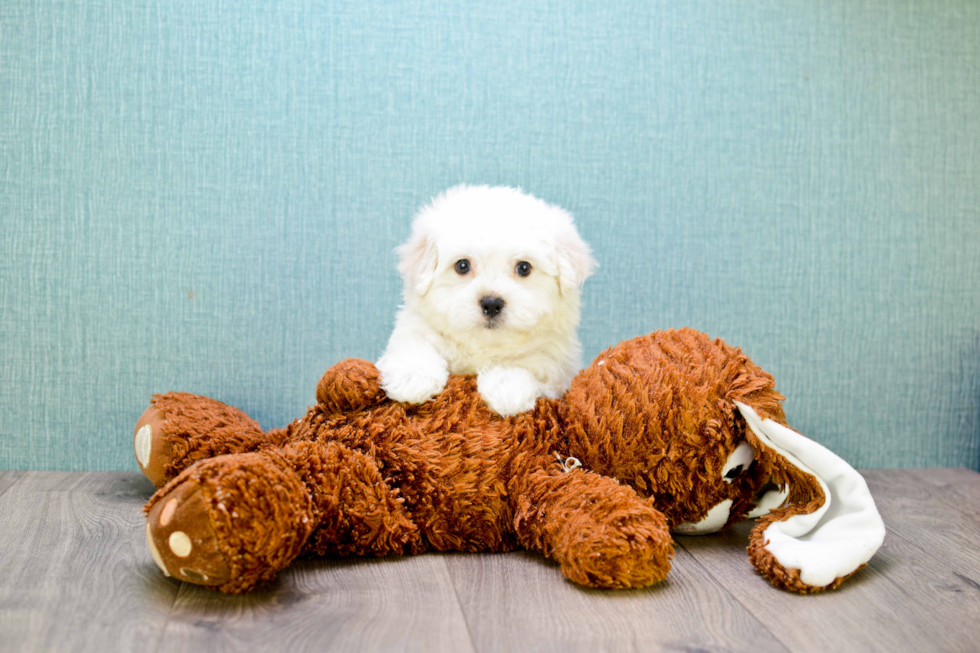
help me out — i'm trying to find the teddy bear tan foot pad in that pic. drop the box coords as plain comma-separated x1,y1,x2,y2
145,478,232,586
135,328,886,594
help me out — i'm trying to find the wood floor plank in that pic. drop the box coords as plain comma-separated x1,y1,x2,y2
155,554,476,653
0,472,179,653
907,467,980,508
912,466,980,486
677,469,980,653
861,468,980,574
0,470,25,497
446,547,789,653
865,468,980,506
4,469,976,652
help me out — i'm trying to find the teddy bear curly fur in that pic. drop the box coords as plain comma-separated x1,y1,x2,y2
135,328,864,594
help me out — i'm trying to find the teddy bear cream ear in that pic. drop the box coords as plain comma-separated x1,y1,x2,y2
554,227,597,295
396,231,439,296
734,402,886,593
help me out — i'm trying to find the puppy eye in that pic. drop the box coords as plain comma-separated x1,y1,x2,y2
454,259,471,275
515,261,532,277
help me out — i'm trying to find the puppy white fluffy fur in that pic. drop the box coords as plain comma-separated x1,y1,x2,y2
376,185,596,416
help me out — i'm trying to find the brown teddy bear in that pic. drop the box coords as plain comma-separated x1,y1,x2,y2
134,328,884,594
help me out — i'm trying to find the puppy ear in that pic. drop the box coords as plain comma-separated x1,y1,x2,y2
397,231,439,296
554,228,597,294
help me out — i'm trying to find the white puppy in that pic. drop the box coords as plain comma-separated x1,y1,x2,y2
376,185,596,416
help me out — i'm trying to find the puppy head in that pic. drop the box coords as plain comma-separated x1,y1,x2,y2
397,185,596,334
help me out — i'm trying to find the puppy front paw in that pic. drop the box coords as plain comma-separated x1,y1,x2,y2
377,352,449,404
477,367,543,416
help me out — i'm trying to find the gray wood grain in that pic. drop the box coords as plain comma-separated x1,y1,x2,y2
2,469,979,653
0,470,24,497
677,469,980,653
909,466,980,487
0,472,178,653
156,555,476,653
862,468,980,573
908,466,980,506
446,548,789,653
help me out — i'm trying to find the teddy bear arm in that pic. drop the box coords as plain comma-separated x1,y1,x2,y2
511,466,674,589
134,392,286,488
316,359,387,414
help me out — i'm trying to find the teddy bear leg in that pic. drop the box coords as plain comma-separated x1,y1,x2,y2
144,441,420,592
512,466,674,589
144,451,315,593
277,441,421,557
134,392,286,488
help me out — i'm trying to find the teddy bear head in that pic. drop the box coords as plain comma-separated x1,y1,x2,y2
559,329,781,528
560,328,885,592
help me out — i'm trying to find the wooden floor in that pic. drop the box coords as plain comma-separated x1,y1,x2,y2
0,468,978,652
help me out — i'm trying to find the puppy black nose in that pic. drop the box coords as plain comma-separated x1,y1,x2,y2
480,296,505,318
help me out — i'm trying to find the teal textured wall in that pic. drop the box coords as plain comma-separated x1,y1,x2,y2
2,1,978,471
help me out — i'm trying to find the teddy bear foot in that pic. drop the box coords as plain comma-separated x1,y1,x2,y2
145,478,233,586
143,452,316,593
134,405,175,488
134,393,275,488
562,534,673,589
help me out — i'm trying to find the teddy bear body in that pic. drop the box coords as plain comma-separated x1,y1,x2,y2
137,329,794,593
300,373,558,555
